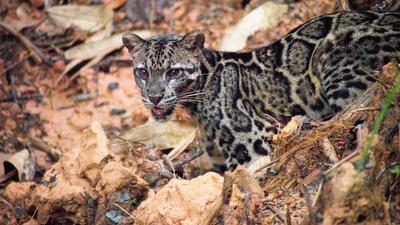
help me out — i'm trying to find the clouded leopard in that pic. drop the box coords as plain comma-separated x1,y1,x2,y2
122,11,400,171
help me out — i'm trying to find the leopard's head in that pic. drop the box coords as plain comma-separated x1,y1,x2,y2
122,30,205,122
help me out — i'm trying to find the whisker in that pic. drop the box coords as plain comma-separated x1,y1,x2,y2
179,93,205,98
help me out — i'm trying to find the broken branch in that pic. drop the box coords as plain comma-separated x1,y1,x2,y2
0,21,46,64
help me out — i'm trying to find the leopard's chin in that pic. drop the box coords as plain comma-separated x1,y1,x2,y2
151,106,175,122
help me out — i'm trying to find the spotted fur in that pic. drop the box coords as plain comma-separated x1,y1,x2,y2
123,11,400,171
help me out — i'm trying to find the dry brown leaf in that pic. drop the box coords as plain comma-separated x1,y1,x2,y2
46,5,114,32
219,1,289,51
3,4,42,31
110,119,197,154
59,30,154,83
78,121,110,182
0,149,36,181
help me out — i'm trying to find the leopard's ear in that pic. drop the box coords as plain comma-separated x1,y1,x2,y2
179,30,205,50
122,32,147,52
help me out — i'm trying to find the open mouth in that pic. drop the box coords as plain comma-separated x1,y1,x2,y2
150,106,174,121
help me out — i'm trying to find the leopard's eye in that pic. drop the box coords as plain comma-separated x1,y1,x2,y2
166,69,182,79
136,68,149,80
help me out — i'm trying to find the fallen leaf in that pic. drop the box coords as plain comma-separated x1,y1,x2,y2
110,119,197,154
219,1,288,51
46,5,113,32
1,149,36,181
78,121,110,176
167,127,197,160
58,30,154,84
3,4,42,31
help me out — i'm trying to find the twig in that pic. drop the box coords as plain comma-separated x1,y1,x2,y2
243,193,254,225
221,172,234,206
0,93,42,103
113,203,135,220
0,52,32,77
324,123,368,175
253,159,279,173
149,149,204,186
312,179,324,207
0,21,45,64
167,129,197,160
266,205,285,223
30,137,61,161
320,137,339,162
0,195,18,216
302,186,316,225
162,154,176,178
323,150,359,176
376,161,400,179
172,148,204,170
285,205,292,225
205,172,234,225
0,169,17,184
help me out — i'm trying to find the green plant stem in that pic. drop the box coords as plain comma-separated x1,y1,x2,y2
358,73,400,170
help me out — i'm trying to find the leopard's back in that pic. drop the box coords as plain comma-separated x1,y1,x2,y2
261,11,400,120
314,11,400,113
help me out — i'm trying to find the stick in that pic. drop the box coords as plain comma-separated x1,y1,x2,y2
30,137,61,161
285,205,292,225
0,52,32,77
149,149,204,186
172,148,204,170
266,205,286,223
312,179,324,207
302,186,316,225
0,195,18,216
162,154,176,178
323,124,368,176
0,93,42,103
113,203,135,220
323,150,359,176
243,193,254,225
204,172,234,225
0,21,45,64
0,169,17,184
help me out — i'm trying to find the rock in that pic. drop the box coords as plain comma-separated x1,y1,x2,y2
3,182,37,205
232,165,265,198
135,172,224,225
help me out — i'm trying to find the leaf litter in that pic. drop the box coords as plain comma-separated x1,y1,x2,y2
0,0,399,224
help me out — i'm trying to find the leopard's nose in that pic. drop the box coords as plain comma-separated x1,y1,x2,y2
148,96,162,105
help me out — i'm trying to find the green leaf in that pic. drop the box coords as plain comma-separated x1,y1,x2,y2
390,167,400,174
